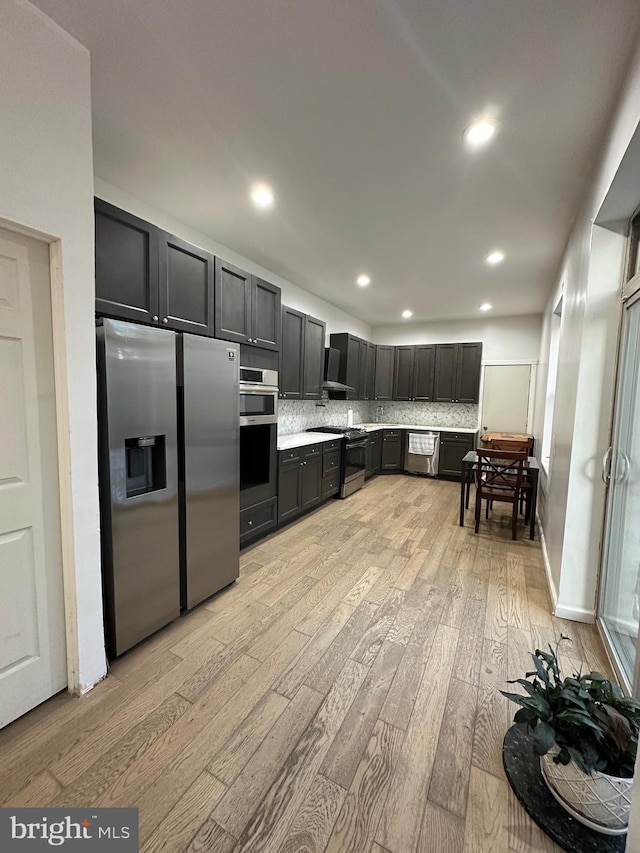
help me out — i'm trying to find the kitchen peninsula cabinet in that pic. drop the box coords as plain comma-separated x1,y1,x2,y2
438,431,477,479
280,307,326,400
95,199,215,335
214,259,281,350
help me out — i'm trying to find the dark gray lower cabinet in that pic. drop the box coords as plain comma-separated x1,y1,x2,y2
278,458,303,523
322,471,340,498
278,441,341,527
381,430,403,470
438,432,477,479
240,497,277,545
365,434,382,479
370,433,382,474
301,453,322,510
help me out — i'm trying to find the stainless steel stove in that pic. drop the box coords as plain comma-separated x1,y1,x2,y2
307,426,369,497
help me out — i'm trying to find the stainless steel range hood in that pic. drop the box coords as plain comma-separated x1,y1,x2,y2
323,347,354,392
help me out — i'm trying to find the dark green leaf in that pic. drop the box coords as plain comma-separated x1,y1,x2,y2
532,721,556,755
531,654,550,685
514,707,537,725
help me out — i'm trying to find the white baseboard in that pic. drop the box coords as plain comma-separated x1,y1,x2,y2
537,515,558,613
537,514,595,624
554,604,596,624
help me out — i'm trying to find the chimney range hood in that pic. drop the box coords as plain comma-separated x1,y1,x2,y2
322,347,354,392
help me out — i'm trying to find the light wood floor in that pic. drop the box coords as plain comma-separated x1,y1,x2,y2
0,475,613,852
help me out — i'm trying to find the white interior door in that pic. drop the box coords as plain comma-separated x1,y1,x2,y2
0,228,66,727
481,364,532,434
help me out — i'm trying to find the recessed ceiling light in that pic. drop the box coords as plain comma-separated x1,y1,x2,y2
479,303,493,312
486,250,505,265
402,309,413,319
356,274,371,287
464,118,498,147
250,183,274,209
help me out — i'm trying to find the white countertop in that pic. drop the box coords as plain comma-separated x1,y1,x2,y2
354,423,478,434
277,432,344,451
277,424,478,450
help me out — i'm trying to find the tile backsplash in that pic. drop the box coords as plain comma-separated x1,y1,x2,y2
278,398,479,435
277,399,370,435
376,401,479,429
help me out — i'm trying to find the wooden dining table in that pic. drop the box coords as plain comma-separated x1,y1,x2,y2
459,451,540,540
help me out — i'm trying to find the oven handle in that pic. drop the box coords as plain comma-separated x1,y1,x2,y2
239,385,279,394
346,439,368,449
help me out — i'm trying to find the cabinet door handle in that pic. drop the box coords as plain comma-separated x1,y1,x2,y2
248,520,253,526
162,317,168,324
152,315,159,322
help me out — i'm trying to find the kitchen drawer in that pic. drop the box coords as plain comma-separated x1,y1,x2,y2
322,439,342,453
322,471,340,499
240,497,277,543
323,450,341,476
279,447,302,466
383,429,401,438
440,432,472,442
302,443,322,459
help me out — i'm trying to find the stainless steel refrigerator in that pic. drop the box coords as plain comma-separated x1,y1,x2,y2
96,319,239,657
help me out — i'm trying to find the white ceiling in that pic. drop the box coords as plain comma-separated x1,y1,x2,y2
33,0,640,324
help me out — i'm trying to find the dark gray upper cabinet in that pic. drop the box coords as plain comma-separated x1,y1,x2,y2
95,198,159,324
456,342,483,403
214,260,281,351
365,342,376,401
413,344,436,401
303,315,326,400
280,307,326,400
434,342,482,403
374,345,394,401
356,340,376,401
280,306,305,399
214,259,251,345
95,200,214,335
357,340,368,400
433,343,457,401
252,277,281,351
159,232,214,335
393,346,415,401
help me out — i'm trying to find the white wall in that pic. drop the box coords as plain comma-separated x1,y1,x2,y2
373,314,542,361
0,1,105,691
94,178,373,344
533,35,640,624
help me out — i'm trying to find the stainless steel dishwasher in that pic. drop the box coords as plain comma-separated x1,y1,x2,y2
404,431,440,476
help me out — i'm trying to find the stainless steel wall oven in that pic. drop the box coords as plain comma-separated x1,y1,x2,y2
239,366,278,425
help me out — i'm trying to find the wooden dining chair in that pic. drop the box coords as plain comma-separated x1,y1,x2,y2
474,449,528,540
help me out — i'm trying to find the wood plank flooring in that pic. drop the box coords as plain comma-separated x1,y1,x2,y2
0,475,614,852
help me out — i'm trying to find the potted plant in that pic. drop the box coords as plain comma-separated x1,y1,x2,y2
502,635,640,835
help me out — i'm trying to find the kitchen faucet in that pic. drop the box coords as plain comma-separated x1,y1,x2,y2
375,404,385,423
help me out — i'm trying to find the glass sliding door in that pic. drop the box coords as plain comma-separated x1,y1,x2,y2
599,282,640,693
